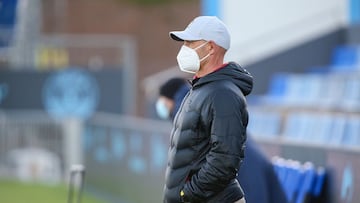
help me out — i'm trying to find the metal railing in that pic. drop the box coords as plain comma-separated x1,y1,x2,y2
0,110,83,183
0,110,172,202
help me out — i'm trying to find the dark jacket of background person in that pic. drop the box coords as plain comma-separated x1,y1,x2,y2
163,62,253,203
239,137,288,203
172,84,189,120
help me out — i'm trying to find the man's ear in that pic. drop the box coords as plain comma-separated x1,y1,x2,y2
209,41,216,55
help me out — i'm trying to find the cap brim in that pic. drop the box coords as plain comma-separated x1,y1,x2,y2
169,31,202,42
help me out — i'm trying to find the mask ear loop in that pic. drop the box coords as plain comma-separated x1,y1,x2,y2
193,41,209,50
196,41,211,62
199,52,211,62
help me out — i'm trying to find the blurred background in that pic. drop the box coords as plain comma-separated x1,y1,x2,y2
0,0,360,202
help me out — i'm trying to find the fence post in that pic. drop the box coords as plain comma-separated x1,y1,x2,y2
62,118,84,180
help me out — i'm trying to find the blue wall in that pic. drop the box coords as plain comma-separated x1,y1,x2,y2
350,0,360,24
201,0,221,18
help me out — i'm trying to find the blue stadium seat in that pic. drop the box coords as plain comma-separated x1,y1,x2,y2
273,158,288,184
248,110,281,138
331,46,360,71
267,73,289,97
284,163,303,202
312,168,326,197
295,163,317,203
273,165,290,202
273,158,328,203
341,117,360,146
273,159,303,202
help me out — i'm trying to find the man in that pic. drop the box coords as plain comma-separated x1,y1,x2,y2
158,77,288,203
163,16,253,203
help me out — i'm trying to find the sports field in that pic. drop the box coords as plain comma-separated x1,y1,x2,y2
0,179,105,203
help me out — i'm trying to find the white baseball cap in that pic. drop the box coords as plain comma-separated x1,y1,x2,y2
169,16,231,50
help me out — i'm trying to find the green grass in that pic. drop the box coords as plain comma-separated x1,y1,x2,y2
0,179,105,203
87,175,164,203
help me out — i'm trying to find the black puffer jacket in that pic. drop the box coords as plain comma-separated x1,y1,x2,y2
163,62,253,203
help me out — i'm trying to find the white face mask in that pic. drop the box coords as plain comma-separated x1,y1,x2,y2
156,99,170,120
176,42,210,74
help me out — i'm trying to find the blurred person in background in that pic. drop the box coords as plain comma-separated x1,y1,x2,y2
157,77,288,203
155,77,190,121
162,16,252,203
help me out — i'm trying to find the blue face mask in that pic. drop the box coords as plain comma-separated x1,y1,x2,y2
156,99,170,120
